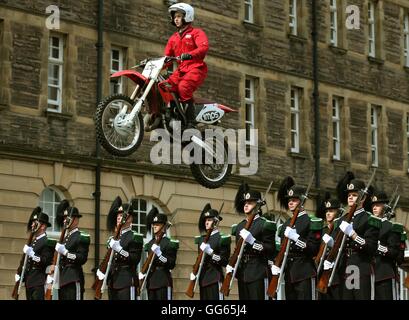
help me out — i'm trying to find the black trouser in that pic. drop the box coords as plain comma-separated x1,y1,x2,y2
26,286,44,300
285,278,313,300
59,282,83,300
148,287,170,300
108,287,132,300
375,279,394,300
342,274,372,300
200,282,222,300
318,284,341,300
238,278,266,300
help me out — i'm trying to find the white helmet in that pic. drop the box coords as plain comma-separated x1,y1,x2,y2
169,3,194,24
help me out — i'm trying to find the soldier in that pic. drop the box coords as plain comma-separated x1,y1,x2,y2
333,172,380,300
191,203,230,300
275,177,323,300
54,205,90,300
141,208,178,300
99,196,143,300
16,207,53,300
317,197,343,300
371,190,403,300
228,183,276,300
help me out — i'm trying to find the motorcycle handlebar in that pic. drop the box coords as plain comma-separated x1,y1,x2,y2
132,56,181,69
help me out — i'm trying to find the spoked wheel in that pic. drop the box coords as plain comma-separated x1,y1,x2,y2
189,133,233,189
95,94,144,157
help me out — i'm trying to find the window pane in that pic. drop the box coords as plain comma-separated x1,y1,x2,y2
291,113,296,130
291,131,296,148
333,124,337,137
140,199,146,212
112,50,119,61
52,36,59,47
48,86,58,101
112,60,119,71
246,104,252,120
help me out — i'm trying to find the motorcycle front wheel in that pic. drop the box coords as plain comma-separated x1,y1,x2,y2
189,134,233,189
95,94,144,157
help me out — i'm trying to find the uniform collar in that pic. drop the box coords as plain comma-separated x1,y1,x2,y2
211,229,219,236
298,210,307,217
67,228,79,237
36,232,46,240
121,226,132,235
246,214,260,221
381,217,387,222
354,208,365,216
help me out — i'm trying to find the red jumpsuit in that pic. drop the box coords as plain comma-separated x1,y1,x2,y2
164,25,209,102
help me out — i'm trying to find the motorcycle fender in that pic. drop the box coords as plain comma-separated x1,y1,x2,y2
111,70,147,86
195,104,225,124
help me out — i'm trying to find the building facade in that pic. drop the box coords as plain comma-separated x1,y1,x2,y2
0,0,408,299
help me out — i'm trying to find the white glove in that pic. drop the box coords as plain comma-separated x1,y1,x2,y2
151,244,162,257
109,238,123,253
322,234,334,247
271,265,281,276
15,274,20,282
200,242,214,255
55,243,68,256
23,245,35,258
378,243,388,254
284,226,300,242
46,275,54,284
190,272,196,281
323,260,334,270
239,229,256,245
339,221,355,237
138,272,145,280
96,269,105,280
226,265,234,274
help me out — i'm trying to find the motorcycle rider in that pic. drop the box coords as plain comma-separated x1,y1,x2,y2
164,2,209,127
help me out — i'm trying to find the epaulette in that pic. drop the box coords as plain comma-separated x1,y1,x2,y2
132,231,144,244
231,224,238,236
262,218,277,232
401,231,407,242
80,231,91,245
194,235,202,245
220,234,231,246
368,215,382,229
47,238,57,247
391,222,404,234
169,238,179,250
309,216,323,231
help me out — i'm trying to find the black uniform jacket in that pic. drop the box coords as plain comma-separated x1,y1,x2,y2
25,233,53,288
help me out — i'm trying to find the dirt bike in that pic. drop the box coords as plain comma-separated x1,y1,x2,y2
95,56,237,189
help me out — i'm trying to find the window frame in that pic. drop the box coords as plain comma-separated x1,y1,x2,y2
47,35,64,112
289,0,298,36
110,47,124,95
290,87,300,153
368,1,376,57
244,77,256,146
404,12,409,67
332,97,341,160
370,105,379,167
330,0,338,46
244,0,254,23
38,187,63,237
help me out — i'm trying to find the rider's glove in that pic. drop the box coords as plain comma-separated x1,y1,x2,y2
180,53,192,61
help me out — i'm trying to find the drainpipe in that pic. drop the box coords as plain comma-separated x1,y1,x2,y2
94,0,103,273
311,0,320,208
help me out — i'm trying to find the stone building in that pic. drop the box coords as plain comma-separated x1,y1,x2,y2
0,0,408,300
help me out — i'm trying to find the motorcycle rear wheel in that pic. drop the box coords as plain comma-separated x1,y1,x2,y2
95,94,144,157
189,134,233,189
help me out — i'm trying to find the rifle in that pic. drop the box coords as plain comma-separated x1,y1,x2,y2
267,174,315,297
138,223,167,297
45,218,70,300
317,169,376,294
11,230,35,300
185,202,224,298
383,186,399,221
220,181,273,297
315,222,335,276
93,201,133,300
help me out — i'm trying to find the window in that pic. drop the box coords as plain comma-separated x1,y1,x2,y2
290,87,300,153
131,198,162,238
330,0,338,45
47,35,64,112
407,114,409,172
370,106,378,167
39,187,62,233
404,12,409,67
110,47,124,95
332,97,341,160
289,0,298,35
245,78,255,146
244,0,254,23
368,1,376,57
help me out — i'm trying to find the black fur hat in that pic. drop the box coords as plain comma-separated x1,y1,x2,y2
336,171,355,205
106,196,138,232
277,176,295,210
27,206,43,231
55,200,70,229
198,203,221,233
371,190,389,204
146,207,167,234
234,182,262,214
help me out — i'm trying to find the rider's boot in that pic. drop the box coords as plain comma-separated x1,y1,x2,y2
184,100,196,128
